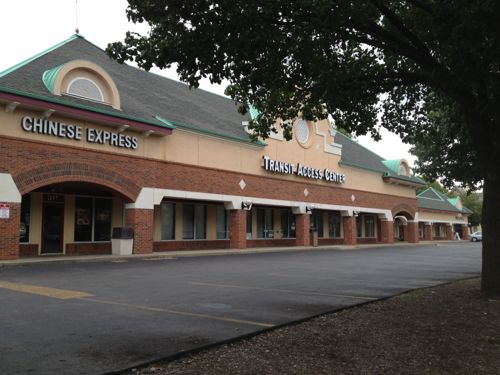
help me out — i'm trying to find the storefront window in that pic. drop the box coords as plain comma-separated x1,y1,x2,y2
94,199,112,241
328,211,341,238
364,215,376,238
183,204,206,240
356,215,362,238
419,223,425,239
20,194,31,243
216,205,229,239
160,202,175,240
246,210,253,239
257,207,274,238
311,211,324,238
75,197,112,242
75,197,93,242
280,209,296,238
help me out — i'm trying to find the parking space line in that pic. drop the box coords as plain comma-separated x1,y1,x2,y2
82,297,273,328
189,281,377,301
0,280,94,300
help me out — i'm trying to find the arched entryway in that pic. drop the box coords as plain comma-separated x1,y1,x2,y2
391,204,418,243
19,181,135,257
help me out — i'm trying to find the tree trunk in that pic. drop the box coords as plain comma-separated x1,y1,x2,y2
481,174,500,298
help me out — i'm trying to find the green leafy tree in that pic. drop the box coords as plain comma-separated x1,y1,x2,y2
108,1,500,297
460,191,483,228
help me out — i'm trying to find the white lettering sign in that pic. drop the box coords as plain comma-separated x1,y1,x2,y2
262,155,346,184
21,116,139,150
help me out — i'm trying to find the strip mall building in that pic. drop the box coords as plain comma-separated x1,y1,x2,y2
0,35,472,260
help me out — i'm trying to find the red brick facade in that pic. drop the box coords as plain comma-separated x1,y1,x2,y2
154,240,231,251
461,225,469,240
446,225,454,240
424,224,432,241
0,203,20,260
1,137,419,212
125,208,153,254
295,214,310,246
407,222,419,243
0,136,437,259
380,220,394,244
342,216,357,245
229,210,247,249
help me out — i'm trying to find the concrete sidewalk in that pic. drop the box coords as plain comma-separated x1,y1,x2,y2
0,240,463,267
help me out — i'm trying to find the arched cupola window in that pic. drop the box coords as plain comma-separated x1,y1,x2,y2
42,59,121,110
67,77,104,102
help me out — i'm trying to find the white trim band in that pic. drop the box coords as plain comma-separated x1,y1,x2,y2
0,173,21,203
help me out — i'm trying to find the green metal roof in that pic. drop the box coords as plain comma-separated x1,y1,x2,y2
0,34,81,78
417,187,473,214
42,64,64,94
382,159,401,174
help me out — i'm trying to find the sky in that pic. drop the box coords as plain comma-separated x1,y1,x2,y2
1,0,416,166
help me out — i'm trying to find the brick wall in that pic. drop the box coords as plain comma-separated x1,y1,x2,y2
295,214,310,246
229,210,247,249
1,137,418,211
19,244,38,257
318,238,344,246
154,240,230,251
125,208,153,254
461,225,469,240
0,203,20,259
407,222,419,243
247,239,296,248
0,136,422,258
424,224,432,240
379,220,394,244
343,216,357,245
66,242,111,255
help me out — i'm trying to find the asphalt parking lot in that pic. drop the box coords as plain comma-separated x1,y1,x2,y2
0,242,481,374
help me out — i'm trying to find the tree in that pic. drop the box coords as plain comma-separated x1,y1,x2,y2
108,1,500,298
460,191,483,228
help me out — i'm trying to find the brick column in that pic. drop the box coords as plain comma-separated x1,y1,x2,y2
380,220,394,244
446,224,454,240
0,202,20,260
229,209,247,249
461,225,469,240
407,221,419,243
424,224,432,241
125,208,154,254
402,225,408,241
295,214,311,246
343,215,357,245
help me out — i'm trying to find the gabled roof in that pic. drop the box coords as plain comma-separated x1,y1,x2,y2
0,34,257,144
335,132,424,186
417,187,472,213
0,34,425,185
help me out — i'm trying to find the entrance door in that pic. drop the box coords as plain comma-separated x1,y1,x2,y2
42,203,64,254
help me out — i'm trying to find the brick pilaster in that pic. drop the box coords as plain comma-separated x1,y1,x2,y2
0,203,20,260
295,214,310,246
446,224,454,240
461,225,469,240
380,220,394,244
342,215,357,245
407,221,419,243
424,224,432,241
230,210,247,249
125,208,153,254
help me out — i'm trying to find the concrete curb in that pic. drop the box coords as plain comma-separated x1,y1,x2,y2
0,240,465,267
